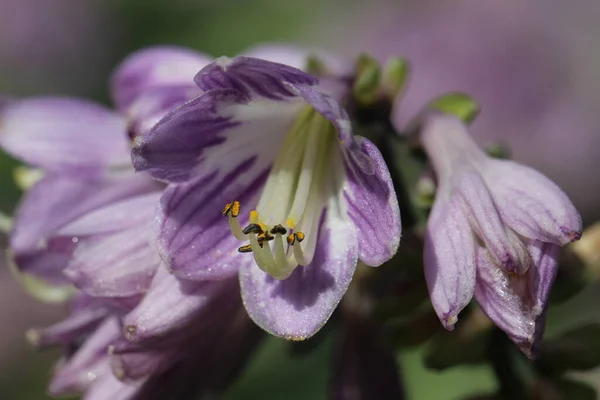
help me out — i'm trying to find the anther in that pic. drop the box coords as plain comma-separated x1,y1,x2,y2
259,232,274,242
287,233,296,246
238,244,253,253
295,232,305,243
222,201,240,217
242,223,263,235
270,224,287,235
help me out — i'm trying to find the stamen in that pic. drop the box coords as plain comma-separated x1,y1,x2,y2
270,224,287,235
295,232,305,243
224,200,245,240
222,201,240,217
286,233,296,246
242,224,263,235
238,244,253,253
259,232,274,242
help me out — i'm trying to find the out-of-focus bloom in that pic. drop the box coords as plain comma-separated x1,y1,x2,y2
0,0,115,95
329,0,600,222
133,52,401,339
420,114,582,357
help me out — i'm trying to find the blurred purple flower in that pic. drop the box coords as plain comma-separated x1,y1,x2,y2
0,0,116,95
420,114,582,357
132,51,401,339
330,0,600,222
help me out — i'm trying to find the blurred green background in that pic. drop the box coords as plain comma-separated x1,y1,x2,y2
1,0,600,399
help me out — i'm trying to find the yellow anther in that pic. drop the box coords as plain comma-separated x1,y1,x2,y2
287,233,296,246
238,244,253,253
222,201,241,217
259,232,274,242
295,232,305,243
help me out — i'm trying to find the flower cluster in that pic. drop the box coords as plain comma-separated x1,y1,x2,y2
0,42,583,398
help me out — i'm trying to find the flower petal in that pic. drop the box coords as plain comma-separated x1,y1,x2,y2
474,241,559,358
11,171,157,255
111,46,212,112
83,371,141,400
0,98,129,171
157,163,266,281
63,227,160,298
49,318,119,396
481,158,583,246
132,88,295,182
455,170,532,274
240,207,358,339
424,193,476,330
122,269,232,342
59,192,161,237
126,84,201,139
193,56,317,99
26,303,109,349
343,137,400,266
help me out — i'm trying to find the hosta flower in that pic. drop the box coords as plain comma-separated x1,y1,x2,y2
133,54,401,339
0,46,212,292
0,46,259,398
420,114,582,357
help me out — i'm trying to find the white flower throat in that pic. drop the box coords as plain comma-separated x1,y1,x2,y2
223,107,337,280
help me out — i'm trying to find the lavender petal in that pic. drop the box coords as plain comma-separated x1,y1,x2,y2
111,46,211,112
0,97,129,171
239,209,358,339
343,137,400,266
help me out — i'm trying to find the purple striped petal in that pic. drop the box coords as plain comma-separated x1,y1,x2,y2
474,241,560,359
111,46,212,112
49,317,119,396
122,269,231,342
455,170,532,274
156,162,267,281
63,227,160,298
0,97,129,171
132,88,294,182
239,208,358,339
60,192,162,298
194,56,317,99
126,84,201,139
343,137,400,266
481,158,583,246
424,193,477,330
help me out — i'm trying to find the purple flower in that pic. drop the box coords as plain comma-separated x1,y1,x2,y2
1,46,255,398
132,50,401,339
0,46,210,293
420,114,582,357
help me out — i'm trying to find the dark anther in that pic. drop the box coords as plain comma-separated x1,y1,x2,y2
270,224,287,235
242,223,263,235
238,244,253,253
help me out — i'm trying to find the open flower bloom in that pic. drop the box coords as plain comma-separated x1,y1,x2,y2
1,46,264,398
133,53,401,339
0,46,212,293
421,114,582,357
